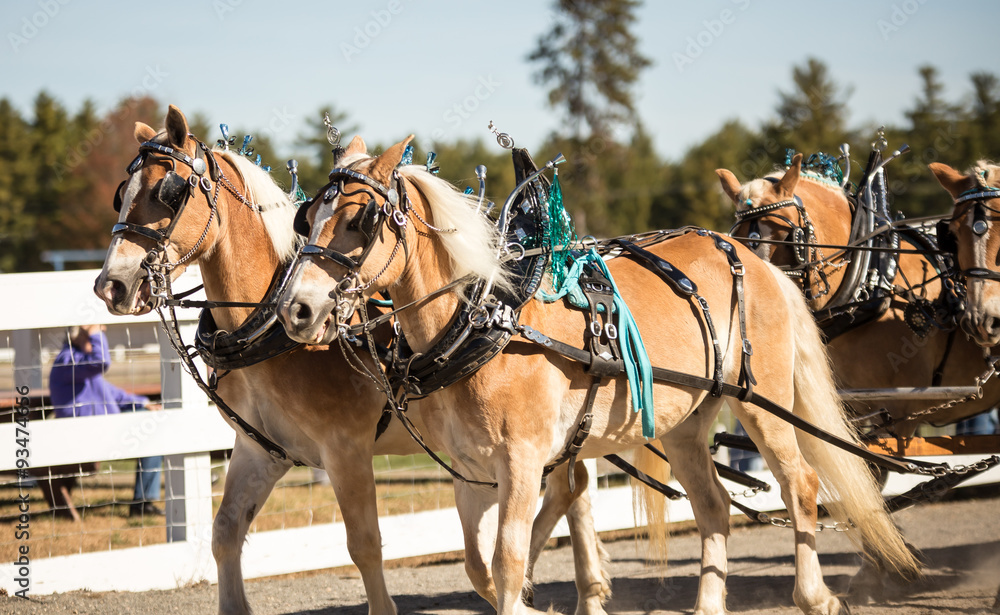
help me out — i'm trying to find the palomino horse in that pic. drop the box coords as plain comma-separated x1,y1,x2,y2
92,106,612,615
277,135,918,615
930,160,1000,349
719,154,999,437
928,159,1000,615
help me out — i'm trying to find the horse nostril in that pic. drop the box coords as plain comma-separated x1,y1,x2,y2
110,279,127,303
291,302,312,325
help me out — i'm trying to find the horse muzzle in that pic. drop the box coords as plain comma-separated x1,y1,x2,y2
961,311,1000,348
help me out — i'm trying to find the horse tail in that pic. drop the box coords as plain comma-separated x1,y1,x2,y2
779,271,920,577
631,443,670,565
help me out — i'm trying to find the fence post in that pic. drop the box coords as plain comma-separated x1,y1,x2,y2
13,329,43,394
160,322,214,544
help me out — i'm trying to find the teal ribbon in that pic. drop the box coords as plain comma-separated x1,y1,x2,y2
536,249,655,437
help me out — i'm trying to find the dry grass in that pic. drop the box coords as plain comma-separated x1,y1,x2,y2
0,456,456,561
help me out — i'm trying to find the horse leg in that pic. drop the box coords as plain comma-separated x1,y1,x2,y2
213,437,290,615
734,404,842,615
455,480,500,607
528,461,611,615
494,458,550,615
660,401,732,615
321,445,397,615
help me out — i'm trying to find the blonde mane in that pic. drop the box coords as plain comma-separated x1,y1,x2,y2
972,159,1000,188
216,150,302,262
342,155,511,292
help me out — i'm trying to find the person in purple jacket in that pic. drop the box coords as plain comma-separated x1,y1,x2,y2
49,324,163,517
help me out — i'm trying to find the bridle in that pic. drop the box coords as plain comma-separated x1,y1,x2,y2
112,138,224,271
942,187,1000,282
294,164,454,324
729,183,835,300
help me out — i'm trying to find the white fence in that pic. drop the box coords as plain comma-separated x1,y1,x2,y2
1,268,998,597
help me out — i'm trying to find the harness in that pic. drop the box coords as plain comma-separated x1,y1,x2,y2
941,186,1000,281
732,152,909,341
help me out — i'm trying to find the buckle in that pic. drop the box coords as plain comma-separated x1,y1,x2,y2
604,323,618,340
742,339,753,356
589,321,603,337
731,263,745,277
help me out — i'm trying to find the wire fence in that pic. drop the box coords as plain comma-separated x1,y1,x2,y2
0,322,468,564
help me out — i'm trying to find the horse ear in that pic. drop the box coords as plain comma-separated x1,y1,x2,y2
165,104,189,147
134,122,156,144
344,135,367,156
776,153,802,196
715,169,743,204
370,135,415,181
928,162,968,199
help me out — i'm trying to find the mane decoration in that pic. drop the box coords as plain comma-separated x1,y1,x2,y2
543,172,578,290
785,148,843,186
217,124,271,171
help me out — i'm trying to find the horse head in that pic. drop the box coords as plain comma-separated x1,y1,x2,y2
719,153,853,308
94,105,222,315
930,160,1000,347
278,135,416,344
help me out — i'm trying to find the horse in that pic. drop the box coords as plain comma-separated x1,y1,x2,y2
929,160,1000,350
92,106,612,615
276,134,919,615
719,154,999,438
928,157,1000,615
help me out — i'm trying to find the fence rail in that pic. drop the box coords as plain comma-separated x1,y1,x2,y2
1,268,997,597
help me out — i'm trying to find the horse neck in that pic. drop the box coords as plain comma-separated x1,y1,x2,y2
198,162,281,331
391,222,463,355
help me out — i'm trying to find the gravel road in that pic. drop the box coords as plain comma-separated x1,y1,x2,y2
3,489,998,615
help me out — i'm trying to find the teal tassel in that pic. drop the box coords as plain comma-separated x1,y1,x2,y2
545,173,577,290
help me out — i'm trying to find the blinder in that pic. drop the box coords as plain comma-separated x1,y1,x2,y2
348,198,381,241
936,219,958,255
156,171,190,212
293,198,314,237
113,180,127,213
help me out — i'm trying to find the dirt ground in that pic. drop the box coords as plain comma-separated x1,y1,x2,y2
3,488,998,615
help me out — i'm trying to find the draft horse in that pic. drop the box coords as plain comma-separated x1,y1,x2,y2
719,154,999,437
93,106,611,615
928,158,1000,615
930,160,1000,349
278,135,918,615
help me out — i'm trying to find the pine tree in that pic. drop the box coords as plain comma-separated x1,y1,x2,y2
528,0,652,236
764,57,853,156
529,0,651,139
294,106,358,195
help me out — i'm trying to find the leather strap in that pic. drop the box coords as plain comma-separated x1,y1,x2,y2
518,324,931,476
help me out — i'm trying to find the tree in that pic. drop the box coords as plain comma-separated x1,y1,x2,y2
763,57,853,156
294,105,359,195
527,0,652,236
0,99,36,271
529,0,651,140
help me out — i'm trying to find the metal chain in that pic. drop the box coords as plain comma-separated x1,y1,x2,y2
405,194,456,233
217,165,259,213
910,455,999,478
895,355,998,423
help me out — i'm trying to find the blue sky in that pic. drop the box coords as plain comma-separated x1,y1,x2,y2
2,0,997,162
